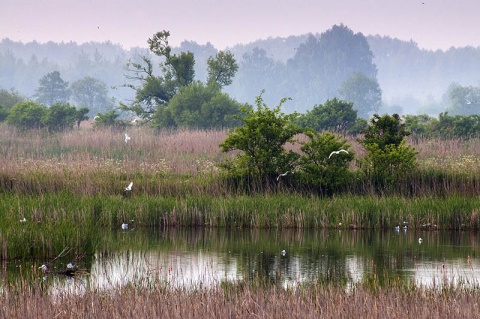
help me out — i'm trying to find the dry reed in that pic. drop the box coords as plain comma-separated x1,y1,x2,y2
0,282,479,318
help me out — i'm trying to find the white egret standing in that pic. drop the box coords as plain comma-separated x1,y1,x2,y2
329,149,349,158
125,182,133,191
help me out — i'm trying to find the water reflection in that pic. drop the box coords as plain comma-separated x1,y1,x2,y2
6,228,480,293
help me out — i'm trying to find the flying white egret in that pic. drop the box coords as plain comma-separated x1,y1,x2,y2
329,149,348,158
125,133,131,144
125,182,133,191
277,171,290,181
121,223,128,230
39,264,48,271
67,263,74,269
20,217,26,223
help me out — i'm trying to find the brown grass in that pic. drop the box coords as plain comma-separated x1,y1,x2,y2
1,283,479,318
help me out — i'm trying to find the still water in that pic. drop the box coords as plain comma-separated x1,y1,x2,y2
5,227,480,292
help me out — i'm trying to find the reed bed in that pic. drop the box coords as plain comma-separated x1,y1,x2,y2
1,280,479,318
0,126,480,241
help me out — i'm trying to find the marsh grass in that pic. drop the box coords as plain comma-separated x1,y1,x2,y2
2,126,480,260
1,278,479,318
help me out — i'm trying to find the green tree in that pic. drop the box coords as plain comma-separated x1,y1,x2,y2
6,101,46,129
122,31,195,119
41,103,77,132
207,51,238,87
70,76,113,117
298,130,354,195
295,98,358,134
34,71,70,106
339,72,382,119
219,92,302,184
93,110,125,128
445,83,480,116
75,107,90,128
0,88,24,109
359,114,417,186
157,81,244,129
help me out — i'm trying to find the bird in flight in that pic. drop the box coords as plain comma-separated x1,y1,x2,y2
277,171,290,181
125,182,133,191
329,149,349,158
125,133,131,144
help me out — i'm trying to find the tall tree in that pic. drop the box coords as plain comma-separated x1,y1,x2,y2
122,30,196,119
295,98,358,134
70,76,113,117
339,72,382,119
34,71,70,106
207,51,238,87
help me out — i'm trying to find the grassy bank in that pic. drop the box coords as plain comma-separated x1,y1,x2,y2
1,281,479,318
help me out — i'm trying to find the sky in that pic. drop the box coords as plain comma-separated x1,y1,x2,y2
1,0,480,51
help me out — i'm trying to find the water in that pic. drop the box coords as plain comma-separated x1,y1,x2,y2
4,227,480,292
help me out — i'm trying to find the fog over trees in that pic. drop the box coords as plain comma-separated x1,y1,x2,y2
1,24,480,120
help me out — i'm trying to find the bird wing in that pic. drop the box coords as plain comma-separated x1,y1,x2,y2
340,149,348,154
328,151,336,158
126,182,133,190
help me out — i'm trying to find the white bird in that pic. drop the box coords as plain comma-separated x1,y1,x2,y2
39,264,48,271
67,263,74,269
281,249,286,256
394,225,400,231
125,182,133,191
125,133,131,144
329,149,349,158
20,217,26,223
418,238,423,244
277,171,290,181
121,223,128,230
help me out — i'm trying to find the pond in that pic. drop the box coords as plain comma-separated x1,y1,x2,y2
3,227,480,293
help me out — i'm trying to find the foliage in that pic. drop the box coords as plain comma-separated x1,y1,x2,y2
359,114,417,185
298,130,354,195
339,72,382,119
207,51,238,87
34,71,70,106
153,81,245,129
219,92,302,183
93,110,125,128
445,83,480,116
70,76,113,117
0,88,24,109
6,101,46,129
361,114,410,148
295,98,358,134
361,141,418,185
41,102,78,132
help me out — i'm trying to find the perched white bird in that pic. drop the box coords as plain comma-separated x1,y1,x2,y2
125,182,133,191
329,149,349,158
121,223,128,230
281,249,286,256
394,225,400,231
125,133,131,144
418,238,423,244
277,171,290,181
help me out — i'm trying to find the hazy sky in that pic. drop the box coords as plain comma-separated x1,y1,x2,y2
2,0,479,51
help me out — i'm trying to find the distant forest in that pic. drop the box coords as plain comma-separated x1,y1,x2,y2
1,24,479,117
